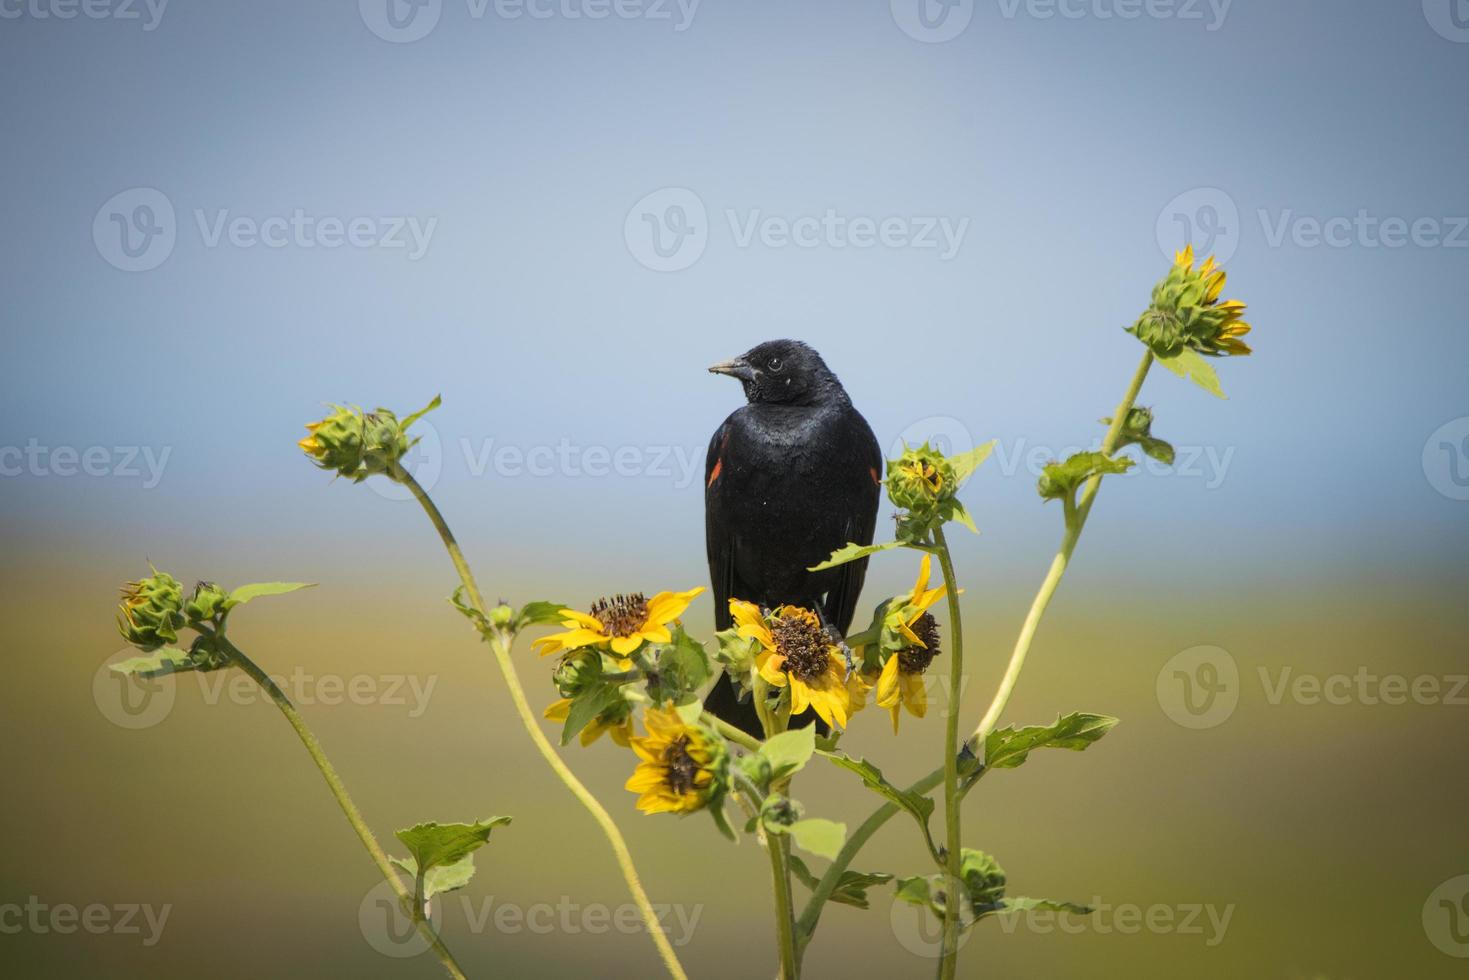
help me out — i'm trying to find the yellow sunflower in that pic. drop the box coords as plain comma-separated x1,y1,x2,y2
876,556,948,733
543,698,633,747
731,600,852,729
533,588,704,666
625,706,724,815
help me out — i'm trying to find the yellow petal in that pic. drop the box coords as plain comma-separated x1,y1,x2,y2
645,587,705,626
875,655,901,707
610,634,643,656
909,554,932,603
543,698,571,722
638,624,673,646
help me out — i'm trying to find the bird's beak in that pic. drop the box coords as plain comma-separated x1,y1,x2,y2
708,358,755,382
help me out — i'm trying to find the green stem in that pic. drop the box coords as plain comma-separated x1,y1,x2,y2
218,635,467,980
703,712,763,753
767,829,800,980
967,349,1153,747
932,526,965,980
796,349,1157,964
393,466,689,980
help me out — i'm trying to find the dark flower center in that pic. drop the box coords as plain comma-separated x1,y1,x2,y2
771,613,831,683
590,593,649,638
663,736,700,795
897,614,941,675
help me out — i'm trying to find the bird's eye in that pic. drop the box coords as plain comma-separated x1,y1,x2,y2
767,356,783,372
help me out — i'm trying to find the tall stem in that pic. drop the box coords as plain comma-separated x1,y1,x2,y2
967,349,1153,746
767,831,800,980
218,636,467,980
796,349,1156,963
932,526,965,980
393,467,689,980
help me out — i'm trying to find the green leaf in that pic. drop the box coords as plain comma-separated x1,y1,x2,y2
787,854,893,910
824,753,939,858
825,753,935,826
400,393,442,431
949,440,996,485
390,854,478,902
1036,452,1134,502
515,601,570,629
948,499,980,535
226,582,315,606
788,818,846,860
982,713,1120,771
1157,348,1226,399
394,817,511,877
560,683,627,746
809,539,902,572
760,728,816,782
650,627,713,703
998,896,1093,917
109,648,193,677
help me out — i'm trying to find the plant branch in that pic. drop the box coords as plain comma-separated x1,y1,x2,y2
392,465,689,980
217,634,467,980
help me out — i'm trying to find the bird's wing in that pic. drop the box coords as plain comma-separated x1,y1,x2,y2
822,420,883,636
704,419,736,631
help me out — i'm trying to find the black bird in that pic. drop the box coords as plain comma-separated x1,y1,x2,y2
701,340,882,737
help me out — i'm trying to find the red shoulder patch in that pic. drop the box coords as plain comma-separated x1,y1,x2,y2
707,457,724,489
869,466,880,486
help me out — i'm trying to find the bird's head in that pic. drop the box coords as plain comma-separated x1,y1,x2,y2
708,340,844,406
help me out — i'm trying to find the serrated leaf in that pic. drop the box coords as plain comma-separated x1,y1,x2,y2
982,713,1120,771
390,854,478,902
109,648,193,677
1157,348,1226,399
997,897,1093,917
949,440,996,485
809,539,902,572
760,728,816,781
394,817,511,876
788,818,846,860
227,582,315,606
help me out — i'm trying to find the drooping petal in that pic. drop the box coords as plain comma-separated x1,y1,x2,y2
543,698,571,722
875,655,901,707
610,634,643,656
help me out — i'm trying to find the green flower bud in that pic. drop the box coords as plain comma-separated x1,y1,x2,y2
887,444,957,513
298,395,440,483
553,650,603,699
182,581,230,626
1101,406,1175,466
117,570,186,651
1128,246,1252,359
487,604,515,628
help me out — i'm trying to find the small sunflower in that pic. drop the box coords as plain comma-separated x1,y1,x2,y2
875,555,948,733
533,588,704,665
731,600,853,729
544,697,633,747
625,706,725,815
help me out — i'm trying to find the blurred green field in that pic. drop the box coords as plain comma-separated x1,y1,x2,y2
4,548,1466,979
